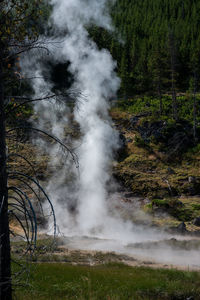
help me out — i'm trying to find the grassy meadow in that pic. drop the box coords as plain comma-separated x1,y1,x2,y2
13,262,200,300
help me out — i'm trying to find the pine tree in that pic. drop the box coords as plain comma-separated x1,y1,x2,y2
168,27,178,120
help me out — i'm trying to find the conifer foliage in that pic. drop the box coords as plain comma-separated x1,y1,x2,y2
91,0,200,96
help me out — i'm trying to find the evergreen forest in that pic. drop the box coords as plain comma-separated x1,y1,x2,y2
91,0,200,97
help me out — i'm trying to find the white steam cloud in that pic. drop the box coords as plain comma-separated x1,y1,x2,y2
49,0,122,234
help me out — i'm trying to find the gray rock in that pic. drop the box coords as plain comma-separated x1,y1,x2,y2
167,167,175,174
130,116,139,127
177,222,187,233
126,138,133,143
119,132,126,147
188,176,196,184
124,192,136,198
193,217,200,227
175,200,184,207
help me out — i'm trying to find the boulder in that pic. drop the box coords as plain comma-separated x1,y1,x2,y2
193,217,200,227
167,167,175,175
177,222,187,233
130,116,139,127
126,138,133,143
174,200,183,207
188,176,196,184
119,132,126,148
124,192,136,198
116,132,127,160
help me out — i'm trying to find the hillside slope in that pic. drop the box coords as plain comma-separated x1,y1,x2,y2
111,97,200,233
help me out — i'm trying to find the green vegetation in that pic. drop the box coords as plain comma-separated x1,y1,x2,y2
13,262,200,300
91,0,200,97
147,197,200,222
115,94,200,123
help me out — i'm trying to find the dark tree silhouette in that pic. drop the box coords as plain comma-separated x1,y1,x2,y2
0,1,78,299
0,46,12,300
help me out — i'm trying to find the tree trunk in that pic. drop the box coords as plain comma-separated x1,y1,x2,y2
171,54,178,121
168,28,178,121
0,53,12,300
159,95,163,115
157,78,163,115
172,85,177,121
193,72,197,142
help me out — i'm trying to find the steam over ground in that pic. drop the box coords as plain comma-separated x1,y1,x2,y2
21,0,200,268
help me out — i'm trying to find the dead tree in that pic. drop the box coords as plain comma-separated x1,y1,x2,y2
0,1,46,297
0,46,12,300
190,51,200,143
192,72,197,142
1,89,78,299
0,1,78,298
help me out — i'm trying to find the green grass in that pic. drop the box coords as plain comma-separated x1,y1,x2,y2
114,94,200,124
13,262,200,300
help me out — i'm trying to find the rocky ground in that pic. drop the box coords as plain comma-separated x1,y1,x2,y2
110,107,200,235
11,233,200,271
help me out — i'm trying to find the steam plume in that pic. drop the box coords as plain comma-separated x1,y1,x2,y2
50,0,121,234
